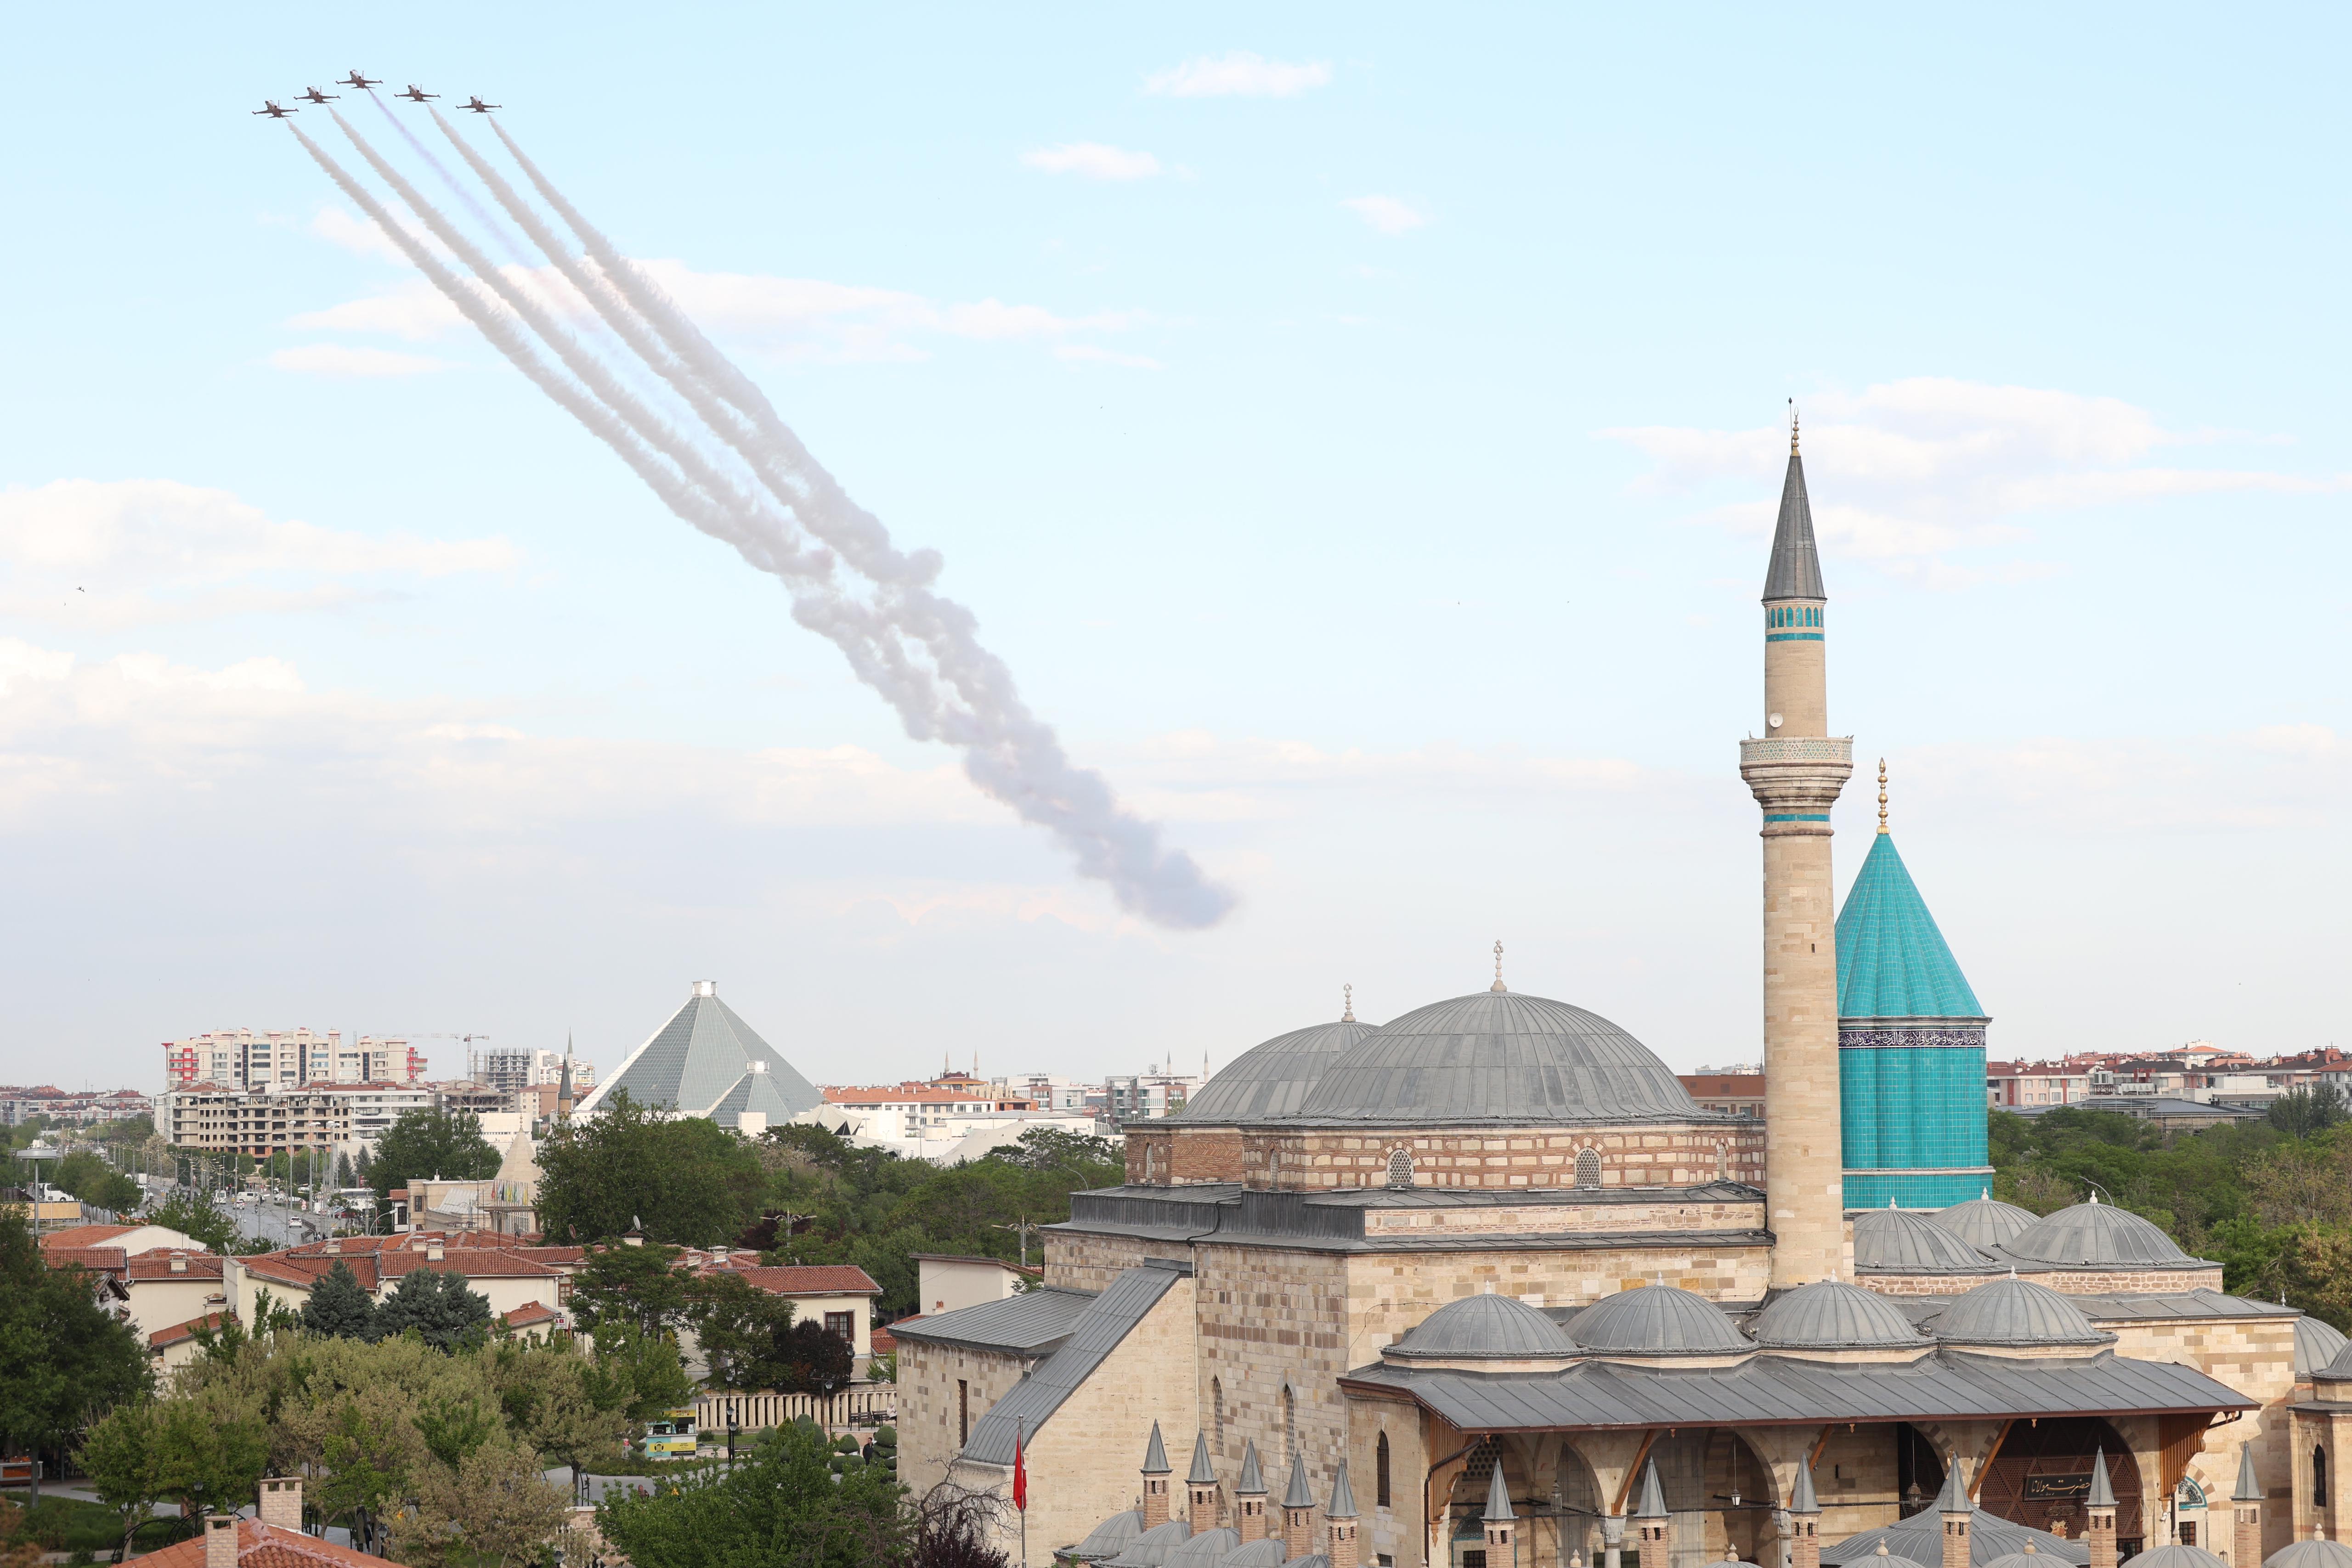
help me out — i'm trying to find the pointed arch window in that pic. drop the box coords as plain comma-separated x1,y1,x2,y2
1283,1383,1296,1465
1213,1377,1226,1457
2317,1445,2330,1508
1386,1147,1414,1189
1376,1432,1392,1508
1575,1148,1601,1189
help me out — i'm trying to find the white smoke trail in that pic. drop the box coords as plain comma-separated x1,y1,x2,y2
301,115,1237,927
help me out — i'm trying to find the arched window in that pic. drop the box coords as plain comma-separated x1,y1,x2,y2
1283,1384,1296,1465
1213,1378,1226,1457
1575,1148,1601,1189
2316,1445,2330,1508
1377,1432,1392,1508
1386,1147,1414,1189
1715,1141,1728,1181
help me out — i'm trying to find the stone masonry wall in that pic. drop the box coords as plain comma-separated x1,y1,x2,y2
898,1338,1034,1506
1359,1194,1764,1239
1043,1229,1197,1292
1859,1266,2226,1297
1194,1243,1353,1507
1235,1122,1766,1191
2108,1315,2296,1563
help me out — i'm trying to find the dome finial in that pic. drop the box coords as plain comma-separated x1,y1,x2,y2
1790,398,1800,456
1342,983,1355,1023
1490,939,1507,993
1877,758,1889,835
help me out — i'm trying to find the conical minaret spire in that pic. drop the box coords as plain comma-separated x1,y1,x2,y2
1741,416,1853,1287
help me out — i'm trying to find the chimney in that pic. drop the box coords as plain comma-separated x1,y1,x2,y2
2234,1444,2263,1568
204,1515,239,1568
1939,1460,1973,1568
1636,1461,1670,1568
1141,1421,1171,1530
258,1478,302,1530
324,1240,341,1255
1235,1440,1268,1543
2086,1450,2118,1568
425,1241,445,1262
1186,1431,1221,1528
170,1252,189,1274
1789,1463,1822,1568
1325,1461,1360,1568
1483,1460,1517,1566
1282,1453,1318,1561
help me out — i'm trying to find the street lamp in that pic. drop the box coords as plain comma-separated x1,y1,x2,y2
726,1399,741,1466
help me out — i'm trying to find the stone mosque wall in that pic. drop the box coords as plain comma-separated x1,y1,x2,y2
1129,1120,1767,1190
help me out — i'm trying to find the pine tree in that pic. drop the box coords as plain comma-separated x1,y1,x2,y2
375,1266,493,1352
301,1260,379,1341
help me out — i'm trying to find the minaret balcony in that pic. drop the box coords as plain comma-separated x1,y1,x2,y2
1739,736,1854,829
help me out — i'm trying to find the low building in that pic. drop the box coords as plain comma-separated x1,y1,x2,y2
228,1234,568,1324
916,1252,1042,1316
1679,1072,1766,1119
1989,1060,2092,1109
682,1252,884,1365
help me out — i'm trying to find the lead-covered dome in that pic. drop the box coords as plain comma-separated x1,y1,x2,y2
2122,1546,2227,1568
1753,1279,1929,1350
1389,1292,1581,1362
1931,1194,2039,1251
1853,1205,2001,1275
2296,1315,2350,1377
2266,1539,2352,1568
1567,1284,1751,1357
1935,1277,2112,1348
1070,1514,1146,1564
1295,991,1701,1124
1176,1018,1380,1123
2002,1199,2194,1268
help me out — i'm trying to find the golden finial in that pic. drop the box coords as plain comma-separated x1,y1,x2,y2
1789,398,1799,456
1341,983,1355,1023
1489,940,1507,993
1877,758,1889,835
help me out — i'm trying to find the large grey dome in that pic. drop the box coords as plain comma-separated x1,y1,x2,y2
1177,1019,1379,1123
1567,1284,1751,1357
2266,1539,2352,1568
1931,1195,2039,1251
1753,1279,1929,1350
2296,1315,2350,1376
2121,1546,2226,1568
1295,991,1702,1124
2002,1200,2194,1268
1935,1278,2112,1347
1389,1292,1581,1361
1853,1206,2002,1274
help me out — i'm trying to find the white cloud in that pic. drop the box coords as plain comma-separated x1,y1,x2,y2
1600,378,2352,583
308,204,411,265
0,480,517,627
1021,142,1161,180
1342,195,1428,235
294,250,1147,365
269,343,455,377
1145,51,1332,98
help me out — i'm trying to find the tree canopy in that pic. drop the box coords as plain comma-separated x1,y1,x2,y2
0,1210,148,1479
370,1108,501,1204
375,1267,494,1353
300,1261,379,1341
536,1090,767,1246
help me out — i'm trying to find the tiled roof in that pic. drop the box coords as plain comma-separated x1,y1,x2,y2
502,1301,563,1327
705,1263,880,1297
127,1251,225,1280
44,1246,128,1276
40,1224,137,1249
135,1517,384,1568
1836,833,1985,1020
152,1312,228,1350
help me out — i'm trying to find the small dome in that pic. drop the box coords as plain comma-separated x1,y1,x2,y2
2002,1200,2194,1268
1567,1284,1751,1357
1753,1279,1929,1350
1105,1521,1193,1568
1981,1553,2051,1568
1168,1530,1240,1568
1853,1206,2002,1274
1936,1277,2112,1347
2295,1316,2350,1377
1176,1020,1379,1123
1296,991,1703,1125
1931,1195,2039,1251
2318,1341,2352,1382
2121,1546,2227,1568
1072,1514,1147,1563
1391,1292,1582,1360
2266,1539,2352,1568
1220,1541,1289,1568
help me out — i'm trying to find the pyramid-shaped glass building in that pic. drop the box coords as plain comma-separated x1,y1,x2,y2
574,979,822,1133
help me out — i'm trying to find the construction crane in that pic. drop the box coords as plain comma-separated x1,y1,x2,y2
381,1031,492,1081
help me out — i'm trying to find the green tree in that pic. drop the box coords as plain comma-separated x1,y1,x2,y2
370,1108,500,1205
79,1399,268,1554
567,1241,697,1337
771,1320,854,1397
52,1150,140,1215
143,1192,239,1255
536,1090,764,1245
2272,1084,2349,1138
300,1261,379,1341
0,1211,148,1489
688,1273,797,1392
582,1325,695,1440
375,1268,493,1353
595,1420,905,1568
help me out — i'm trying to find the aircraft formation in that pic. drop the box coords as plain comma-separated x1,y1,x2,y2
252,72,490,118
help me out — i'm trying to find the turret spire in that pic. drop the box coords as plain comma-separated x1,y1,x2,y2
1764,434,1826,603
1877,758,1890,834
1342,983,1355,1023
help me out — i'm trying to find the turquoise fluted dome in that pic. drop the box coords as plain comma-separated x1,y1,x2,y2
1837,833,1985,1020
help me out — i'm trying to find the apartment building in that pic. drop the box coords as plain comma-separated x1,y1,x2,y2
158,1082,431,1158
472,1047,595,1093
162,1030,424,1091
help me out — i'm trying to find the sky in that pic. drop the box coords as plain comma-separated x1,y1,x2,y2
2,5,2347,1095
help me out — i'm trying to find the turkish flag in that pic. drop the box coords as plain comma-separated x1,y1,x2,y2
1012,1424,1028,1512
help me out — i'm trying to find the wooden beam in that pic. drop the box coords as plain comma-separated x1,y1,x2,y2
1615,1430,1664,1516
1970,1420,2018,1503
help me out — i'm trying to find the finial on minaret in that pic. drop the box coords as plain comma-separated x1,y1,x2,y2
1342,983,1355,1023
1490,940,1507,993
1790,398,1800,456
1877,758,1889,835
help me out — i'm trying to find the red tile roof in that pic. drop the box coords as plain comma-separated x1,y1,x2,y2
40,1224,137,1249
136,1517,384,1568
151,1311,229,1350
700,1263,881,1297
43,1246,128,1277
502,1300,564,1327
126,1251,226,1281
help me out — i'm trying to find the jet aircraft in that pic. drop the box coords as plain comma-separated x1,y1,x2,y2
459,96,499,113
397,84,439,102
294,87,339,104
252,101,296,118
339,71,381,90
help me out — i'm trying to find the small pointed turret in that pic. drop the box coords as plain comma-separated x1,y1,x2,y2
1188,1431,1217,1488
1635,1460,1671,1568
1326,1461,1361,1568
1235,1440,1268,1543
1237,1440,1266,1496
1936,1461,1972,1568
2232,1442,2262,1568
1764,435,1826,602
1143,1421,1170,1476
1185,1430,1220,1529
1328,1461,1358,1520
2086,1449,2115,1509
2085,1449,2118,1568
1789,1464,1823,1568
1483,1460,1514,1522
1636,1461,1668,1520
1283,1452,1317,1511
1140,1420,1172,1527
1283,1452,1318,1558
2234,1444,2261,1504
1791,1463,1820,1516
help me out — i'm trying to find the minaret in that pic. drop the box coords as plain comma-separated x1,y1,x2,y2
555,1034,575,1122
1739,410,1854,1289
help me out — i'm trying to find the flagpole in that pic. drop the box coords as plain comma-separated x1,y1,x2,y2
1017,1419,1029,1568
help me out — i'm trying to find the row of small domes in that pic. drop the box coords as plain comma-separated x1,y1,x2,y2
1386,1274,2114,1363
1863,1194,2199,1273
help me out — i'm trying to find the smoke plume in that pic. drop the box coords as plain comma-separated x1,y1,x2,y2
287,112,1236,929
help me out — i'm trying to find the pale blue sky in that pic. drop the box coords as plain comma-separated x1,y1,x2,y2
2,6,2346,1093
